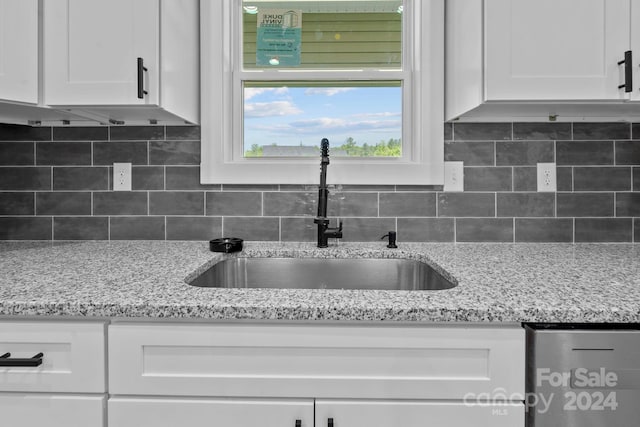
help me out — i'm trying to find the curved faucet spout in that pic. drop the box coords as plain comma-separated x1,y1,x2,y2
314,138,343,247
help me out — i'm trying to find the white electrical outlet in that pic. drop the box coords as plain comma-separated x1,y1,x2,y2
113,162,132,191
444,161,464,192
537,163,556,192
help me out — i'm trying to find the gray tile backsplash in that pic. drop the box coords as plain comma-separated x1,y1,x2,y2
0,122,638,242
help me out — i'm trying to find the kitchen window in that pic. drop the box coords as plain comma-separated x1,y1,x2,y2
201,0,443,185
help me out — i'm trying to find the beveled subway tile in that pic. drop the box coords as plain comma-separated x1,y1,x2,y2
573,167,631,191
36,192,91,215
263,192,315,216
149,140,200,165
633,123,640,139
495,140,554,165
453,122,511,141
444,122,453,141
575,218,632,242
166,166,220,190
396,185,442,191
573,122,630,140
110,216,165,240
497,193,555,217
513,122,571,141
93,192,148,216
338,218,396,242
456,218,513,242
438,193,495,217
556,141,614,165
53,167,109,190
557,193,614,217
223,217,279,241
616,193,640,216
54,217,108,240
166,216,222,241
281,217,315,242
444,141,495,166
53,126,108,141
0,142,34,165
0,124,51,141
634,167,640,191
110,125,164,141
0,217,51,240
328,192,378,217
615,141,640,165
0,193,34,215
513,167,537,191
379,193,436,217
207,192,262,216
93,141,148,165
397,218,455,242
557,167,573,191
149,192,204,215
166,125,201,140
36,141,92,165
463,167,512,191
515,219,573,243
132,166,165,191
0,167,51,190
635,218,640,242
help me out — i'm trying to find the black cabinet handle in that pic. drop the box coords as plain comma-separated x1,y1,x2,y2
617,50,632,92
327,418,334,427
137,57,149,99
0,352,44,367
295,420,301,427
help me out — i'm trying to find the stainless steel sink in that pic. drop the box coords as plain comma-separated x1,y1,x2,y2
189,257,456,290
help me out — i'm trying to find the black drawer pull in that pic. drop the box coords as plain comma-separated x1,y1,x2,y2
328,418,334,427
617,50,633,92
0,352,44,367
137,57,149,99
295,420,301,427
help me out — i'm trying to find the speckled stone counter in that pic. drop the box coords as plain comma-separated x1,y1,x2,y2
0,241,639,322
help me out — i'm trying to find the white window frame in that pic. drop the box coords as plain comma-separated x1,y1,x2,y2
201,0,443,185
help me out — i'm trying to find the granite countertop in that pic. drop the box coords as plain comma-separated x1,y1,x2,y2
0,241,639,323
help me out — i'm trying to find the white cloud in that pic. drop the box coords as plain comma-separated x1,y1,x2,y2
350,111,401,119
249,117,401,135
244,101,302,118
304,87,356,97
244,87,289,100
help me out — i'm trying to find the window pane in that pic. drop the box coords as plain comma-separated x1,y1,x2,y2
243,81,402,158
242,0,403,69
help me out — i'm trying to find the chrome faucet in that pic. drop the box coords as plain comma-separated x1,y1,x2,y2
314,138,343,248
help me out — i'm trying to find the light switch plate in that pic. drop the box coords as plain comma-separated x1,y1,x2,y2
444,161,464,192
113,163,132,191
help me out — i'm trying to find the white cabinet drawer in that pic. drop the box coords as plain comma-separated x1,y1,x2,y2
109,323,524,399
109,397,314,427
0,321,106,393
0,393,105,427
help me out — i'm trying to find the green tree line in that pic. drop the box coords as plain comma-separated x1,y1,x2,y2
245,138,401,157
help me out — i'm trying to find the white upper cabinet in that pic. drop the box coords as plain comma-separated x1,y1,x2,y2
446,0,640,120
43,0,199,124
632,0,640,100
486,0,630,101
0,0,38,104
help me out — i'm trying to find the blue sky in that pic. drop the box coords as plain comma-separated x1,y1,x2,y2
243,85,402,149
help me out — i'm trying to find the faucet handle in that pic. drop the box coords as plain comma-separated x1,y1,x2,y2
337,218,343,232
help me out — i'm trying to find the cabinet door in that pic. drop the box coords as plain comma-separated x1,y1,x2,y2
43,0,158,106
109,397,314,427
632,0,640,100
0,394,105,427
0,0,38,104
315,400,524,427
485,0,630,101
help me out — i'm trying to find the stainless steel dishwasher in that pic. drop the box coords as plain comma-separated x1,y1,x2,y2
525,323,640,427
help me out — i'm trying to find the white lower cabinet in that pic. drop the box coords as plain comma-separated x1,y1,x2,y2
109,397,314,427
0,320,107,427
0,394,105,427
108,323,525,427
